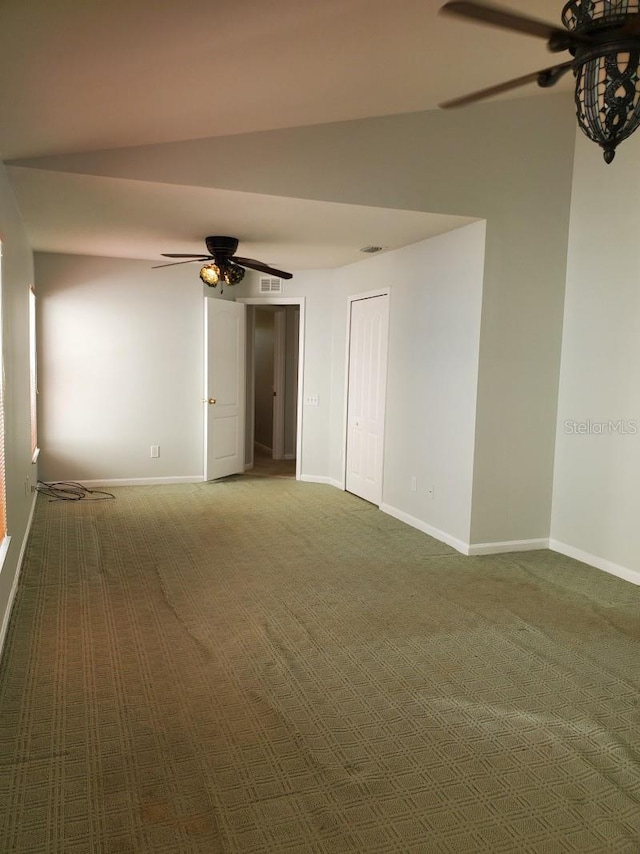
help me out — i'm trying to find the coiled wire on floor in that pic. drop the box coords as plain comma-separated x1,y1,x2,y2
36,481,115,502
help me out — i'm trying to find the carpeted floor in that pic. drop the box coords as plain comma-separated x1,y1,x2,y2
1,477,640,853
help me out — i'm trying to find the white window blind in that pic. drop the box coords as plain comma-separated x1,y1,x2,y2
29,287,37,458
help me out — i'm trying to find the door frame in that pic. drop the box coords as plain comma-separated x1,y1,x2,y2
341,287,391,492
238,297,305,481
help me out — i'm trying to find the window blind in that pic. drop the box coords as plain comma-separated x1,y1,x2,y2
29,287,37,458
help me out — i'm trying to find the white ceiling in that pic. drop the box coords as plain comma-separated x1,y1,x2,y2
0,0,572,270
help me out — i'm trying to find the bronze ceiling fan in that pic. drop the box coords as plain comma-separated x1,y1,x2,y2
439,0,640,163
154,236,293,287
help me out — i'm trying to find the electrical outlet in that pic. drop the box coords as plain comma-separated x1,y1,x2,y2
410,476,417,492
150,445,160,458
305,395,319,407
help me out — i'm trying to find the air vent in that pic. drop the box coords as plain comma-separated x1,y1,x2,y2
259,276,283,294
360,245,384,254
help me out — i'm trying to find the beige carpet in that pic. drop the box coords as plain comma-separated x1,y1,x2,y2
1,477,640,853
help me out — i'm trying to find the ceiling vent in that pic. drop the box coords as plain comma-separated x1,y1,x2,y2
360,245,384,254
259,276,283,294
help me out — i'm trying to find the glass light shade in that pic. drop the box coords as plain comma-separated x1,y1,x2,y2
199,263,220,286
563,1,640,163
223,264,246,286
574,49,640,163
563,1,640,33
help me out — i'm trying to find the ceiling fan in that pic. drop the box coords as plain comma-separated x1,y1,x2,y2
439,0,640,163
153,235,293,287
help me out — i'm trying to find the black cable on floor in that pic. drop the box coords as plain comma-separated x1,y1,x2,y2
36,481,116,502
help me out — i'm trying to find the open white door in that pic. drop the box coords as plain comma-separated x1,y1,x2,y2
345,293,389,505
204,298,246,481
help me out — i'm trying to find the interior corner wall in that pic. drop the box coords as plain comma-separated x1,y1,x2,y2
0,162,36,656
551,130,640,578
330,222,486,546
21,93,578,545
34,253,205,482
105,92,575,544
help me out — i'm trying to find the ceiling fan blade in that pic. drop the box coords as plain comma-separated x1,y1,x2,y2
152,258,210,269
161,253,212,259
439,1,586,49
439,61,573,109
233,256,293,280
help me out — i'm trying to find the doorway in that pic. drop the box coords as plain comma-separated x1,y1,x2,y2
238,297,305,480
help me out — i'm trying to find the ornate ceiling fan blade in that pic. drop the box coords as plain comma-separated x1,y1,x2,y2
152,258,210,269
161,253,213,259
439,61,573,109
439,1,587,49
233,256,293,279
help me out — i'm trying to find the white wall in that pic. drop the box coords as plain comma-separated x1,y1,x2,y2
551,130,640,580
330,222,486,546
34,253,206,482
0,162,37,656
34,257,333,485
240,224,485,546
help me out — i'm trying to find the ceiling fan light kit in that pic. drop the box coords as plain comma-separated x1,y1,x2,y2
222,263,246,286
198,262,246,288
441,0,640,163
154,235,293,283
564,1,640,163
199,263,221,286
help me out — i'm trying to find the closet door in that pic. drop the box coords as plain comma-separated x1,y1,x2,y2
345,294,389,505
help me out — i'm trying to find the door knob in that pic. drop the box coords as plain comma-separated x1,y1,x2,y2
201,398,217,404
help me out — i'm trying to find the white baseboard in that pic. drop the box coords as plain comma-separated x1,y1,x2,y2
299,475,343,489
283,453,296,461
549,539,640,587
0,491,38,662
467,538,550,556
57,476,205,488
379,503,470,554
300,475,333,485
